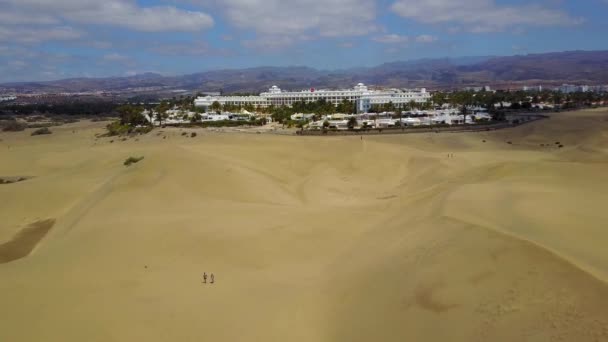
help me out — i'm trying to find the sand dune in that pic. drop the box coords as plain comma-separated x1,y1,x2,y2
1,111,608,341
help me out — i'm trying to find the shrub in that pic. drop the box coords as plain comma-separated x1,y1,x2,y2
106,121,152,136
124,156,144,166
132,126,152,135
191,120,264,128
106,121,131,136
31,127,52,136
191,132,197,137
2,121,27,132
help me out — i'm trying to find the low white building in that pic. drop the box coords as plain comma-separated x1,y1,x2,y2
290,113,315,121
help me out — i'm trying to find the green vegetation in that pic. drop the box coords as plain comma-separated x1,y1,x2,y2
124,156,144,166
0,102,118,117
432,89,608,113
1,120,27,132
155,101,170,126
117,104,148,126
191,119,266,128
104,104,152,136
267,99,355,123
31,127,52,136
210,101,222,113
347,116,358,130
190,113,202,123
106,121,131,136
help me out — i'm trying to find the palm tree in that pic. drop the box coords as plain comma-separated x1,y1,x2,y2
210,101,222,113
347,116,358,130
155,101,170,126
460,105,468,125
408,100,417,112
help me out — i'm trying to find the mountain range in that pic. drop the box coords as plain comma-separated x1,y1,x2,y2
2,50,608,94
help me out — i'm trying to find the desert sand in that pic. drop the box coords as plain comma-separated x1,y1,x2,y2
1,109,608,341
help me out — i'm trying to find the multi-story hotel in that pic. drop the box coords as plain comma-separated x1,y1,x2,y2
194,83,431,113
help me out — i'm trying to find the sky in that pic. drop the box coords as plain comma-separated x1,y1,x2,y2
0,0,607,82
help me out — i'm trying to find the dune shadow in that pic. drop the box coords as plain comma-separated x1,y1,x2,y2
0,219,55,264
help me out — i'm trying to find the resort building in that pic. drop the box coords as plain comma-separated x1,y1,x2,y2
194,83,431,113
194,95,270,109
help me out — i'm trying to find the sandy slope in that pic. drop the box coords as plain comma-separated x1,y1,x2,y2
1,110,608,341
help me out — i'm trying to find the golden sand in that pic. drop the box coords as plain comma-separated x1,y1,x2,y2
1,110,608,341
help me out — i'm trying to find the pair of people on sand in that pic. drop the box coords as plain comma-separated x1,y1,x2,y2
203,272,215,284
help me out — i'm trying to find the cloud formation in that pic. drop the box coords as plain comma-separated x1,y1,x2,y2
415,34,438,43
373,34,409,44
0,26,83,44
0,0,599,82
2,0,214,32
210,0,377,43
390,0,582,32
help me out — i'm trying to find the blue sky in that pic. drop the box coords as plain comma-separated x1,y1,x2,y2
0,0,607,82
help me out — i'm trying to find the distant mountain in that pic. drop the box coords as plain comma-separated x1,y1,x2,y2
2,50,608,94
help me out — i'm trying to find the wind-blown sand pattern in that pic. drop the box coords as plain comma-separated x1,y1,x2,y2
1,110,608,341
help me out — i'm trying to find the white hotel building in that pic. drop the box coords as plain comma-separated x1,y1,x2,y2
194,83,430,113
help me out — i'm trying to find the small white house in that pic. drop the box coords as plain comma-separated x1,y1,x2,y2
290,113,315,121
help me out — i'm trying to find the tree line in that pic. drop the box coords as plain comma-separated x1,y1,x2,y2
0,102,119,117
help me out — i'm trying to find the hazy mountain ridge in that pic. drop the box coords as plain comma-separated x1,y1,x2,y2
2,51,608,94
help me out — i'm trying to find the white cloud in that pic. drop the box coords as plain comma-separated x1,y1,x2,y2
1,0,214,32
70,4,214,32
391,0,583,32
8,60,28,70
0,10,59,25
242,36,296,51
102,53,130,62
0,26,84,43
372,34,409,44
208,0,377,38
89,41,113,49
415,34,437,43
0,49,88,82
148,41,234,57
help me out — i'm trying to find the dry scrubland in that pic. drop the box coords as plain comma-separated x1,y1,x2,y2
1,110,608,341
